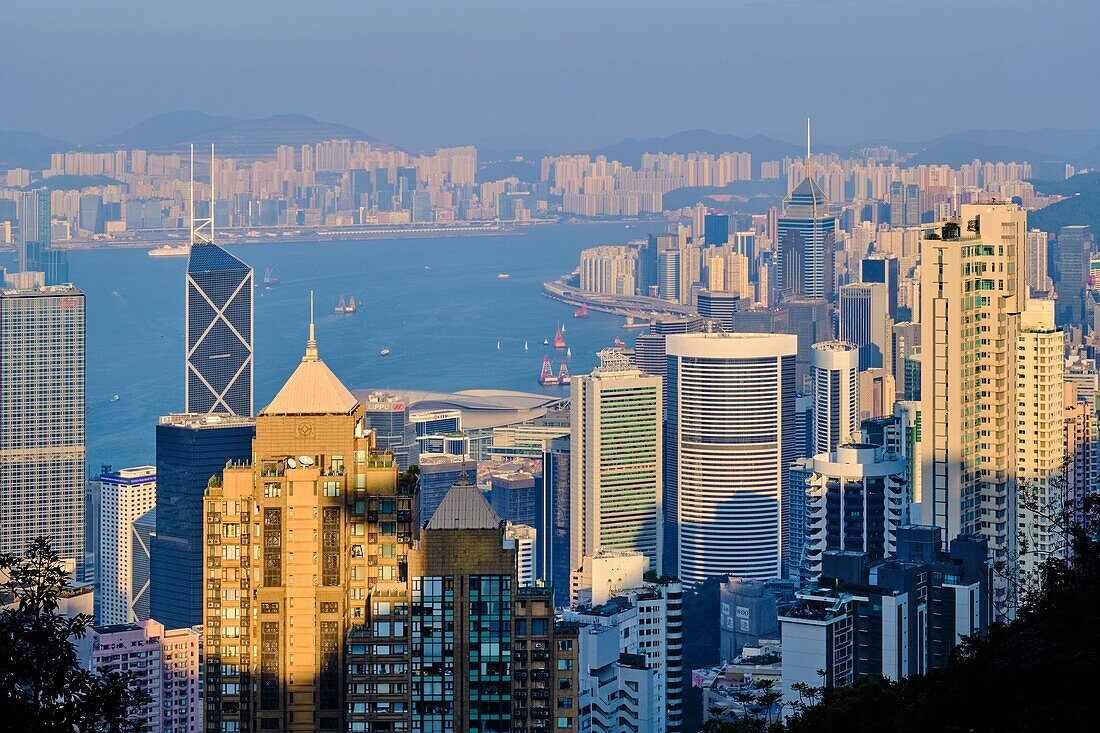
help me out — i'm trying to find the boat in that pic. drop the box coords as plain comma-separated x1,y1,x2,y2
539,356,558,386
558,361,571,385
573,304,589,318
497,273,510,279
524,341,529,350
111,394,120,402
553,325,567,350
334,296,357,314
614,336,626,348
561,323,566,333
497,341,501,350
379,348,391,356
263,267,280,288
543,338,550,346
566,347,572,358
148,245,189,257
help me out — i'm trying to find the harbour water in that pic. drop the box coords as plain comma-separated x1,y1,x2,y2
2,222,659,470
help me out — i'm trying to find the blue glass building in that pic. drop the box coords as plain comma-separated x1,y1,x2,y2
151,414,254,629
777,175,836,302
185,242,254,416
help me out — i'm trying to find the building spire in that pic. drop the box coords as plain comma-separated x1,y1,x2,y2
304,290,319,362
806,117,813,180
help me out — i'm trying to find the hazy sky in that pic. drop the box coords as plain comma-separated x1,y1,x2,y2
3,0,1097,152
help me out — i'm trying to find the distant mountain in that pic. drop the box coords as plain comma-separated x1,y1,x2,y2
904,139,1050,168
935,128,1100,162
94,111,387,158
0,130,71,169
1028,174,1100,235
588,129,840,168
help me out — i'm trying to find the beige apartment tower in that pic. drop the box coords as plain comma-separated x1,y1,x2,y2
919,203,1026,612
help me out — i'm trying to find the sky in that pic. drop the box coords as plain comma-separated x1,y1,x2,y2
2,0,1098,153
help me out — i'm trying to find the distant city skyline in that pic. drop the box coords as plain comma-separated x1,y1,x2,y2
2,1,1098,152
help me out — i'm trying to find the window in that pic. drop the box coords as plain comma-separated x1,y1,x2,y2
556,658,573,671
556,717,572,729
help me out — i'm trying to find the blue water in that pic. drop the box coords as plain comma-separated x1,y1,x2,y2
1,222,659,470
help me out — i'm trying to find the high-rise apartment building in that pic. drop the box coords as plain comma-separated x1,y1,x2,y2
152,412,254,630
0,284,85,567
777,166,836,302
185,243,254,416
97,466,157,625
802,443,908,580
1064,383,1098,526
919,204,1026,611
1025,229,1052,295
839,282,893,369
888,181,921,227
664,332,797,585
571,350,663,574
810,341,860,456
1016,300,1065,577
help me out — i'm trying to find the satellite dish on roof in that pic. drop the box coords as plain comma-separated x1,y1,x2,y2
286,457,298,469
299,455,315,467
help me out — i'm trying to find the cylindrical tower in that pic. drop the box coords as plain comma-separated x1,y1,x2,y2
665,331,797,586
810,340,860,456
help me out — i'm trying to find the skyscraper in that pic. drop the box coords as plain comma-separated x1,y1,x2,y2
152,413,255,631
704,212,730,246
97,466,157,625
920,204,1027,611
1054,224,1093,327
839,282,893,369
810,341,860,456
861,253,900,319
204,313,419,732
0,283,85,567
777,136,836,302
185,243,254,416
361,390,420,470
664,331,797,585
571,349,663,574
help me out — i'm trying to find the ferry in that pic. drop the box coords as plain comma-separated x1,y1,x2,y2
497,273,510,279
573,304,589,318
148,245,189,258
379,348,391,356
262,268,280,288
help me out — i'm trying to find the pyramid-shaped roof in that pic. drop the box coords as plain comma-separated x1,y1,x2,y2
783,175,829,213
260,316,359,416
426,472,501,530
187,242,250,274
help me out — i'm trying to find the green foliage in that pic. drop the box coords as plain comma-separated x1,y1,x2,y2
0,538,151,732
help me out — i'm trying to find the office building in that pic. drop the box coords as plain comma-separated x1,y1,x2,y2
888,181,921,227
97,466,156,625
803,443,908,580
1016,300,1065,576
131,508,155,623
490,468,540,529
203,317,419,732
777,161,836,302
785,298,834,390
543,434,572,604
861,253,900,319
665,332,797,586
704,213,730,246
17,187,68,285
418,453,478,526
859,368,896,421
362,390,419,470
810,341,860,456
840,282,892,369
185,242,254,416
0,284,85,567
696,290,742,330
571,349,663,573
718,577,798,662
780,527,989,706
892,321,921,400
919,204,1026,612
152,412,254,630
1054,225,1093,327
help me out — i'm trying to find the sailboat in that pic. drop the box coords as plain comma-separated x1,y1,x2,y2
553,325,567,350
524,341,529,350
561,323,566,333
497,341,501,350
543,338,550,346
566,347,572,358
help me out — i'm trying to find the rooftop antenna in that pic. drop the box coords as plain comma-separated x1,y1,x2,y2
304,290,318,361
805,117,813,180
190,144,215,246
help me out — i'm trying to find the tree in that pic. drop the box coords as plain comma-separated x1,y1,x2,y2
0,537,151,732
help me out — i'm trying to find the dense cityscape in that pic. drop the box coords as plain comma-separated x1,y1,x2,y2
2,3,1100,733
